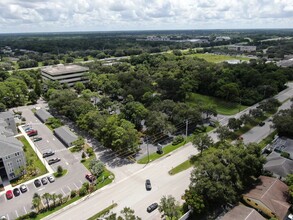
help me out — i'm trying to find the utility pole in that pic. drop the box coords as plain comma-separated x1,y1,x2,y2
185,119,189,138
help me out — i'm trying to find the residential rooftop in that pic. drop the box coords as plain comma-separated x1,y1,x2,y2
221,205,266,220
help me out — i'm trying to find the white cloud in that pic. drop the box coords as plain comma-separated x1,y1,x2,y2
0,0,292,33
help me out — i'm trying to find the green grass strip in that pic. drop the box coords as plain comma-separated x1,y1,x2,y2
169,160,192,175
87,203,118,220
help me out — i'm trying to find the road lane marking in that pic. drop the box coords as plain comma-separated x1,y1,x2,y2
15,210,19,217
66,162,69,165
74,183,79,189
47,140,49,143
23,206,27,214
67,186,71,191
79,180,83,185
53,138,55,141
38,187,45,191
61,188,66,196
6,214,10,220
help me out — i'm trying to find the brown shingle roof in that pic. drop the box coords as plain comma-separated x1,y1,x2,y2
244,176,290,220
221,205,266,220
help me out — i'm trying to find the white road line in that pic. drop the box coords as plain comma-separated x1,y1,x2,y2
79,180,83,185
15,210,19,217
73,183,79,189
6,214,10,220
67,186,71,191
61,188,66,196
38,187,45,191
23,206,27,214
53,138,55,141
66,162,69,165
47,140,49,143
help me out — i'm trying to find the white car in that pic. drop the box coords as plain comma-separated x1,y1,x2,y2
20,184,27,193
47,175,55,183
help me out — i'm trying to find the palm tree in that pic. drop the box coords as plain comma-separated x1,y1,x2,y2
42,193,51,209
57,193,63,205
50,193,58,207
32,197,41,213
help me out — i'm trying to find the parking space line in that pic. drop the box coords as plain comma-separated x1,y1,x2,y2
23,206,27,214
73,183,79,189
67,186,71,191
79,180,83,185
6,214,10,220
61,188,66,196
15,210,19,217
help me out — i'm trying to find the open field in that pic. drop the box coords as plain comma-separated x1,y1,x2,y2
188,53,250,63
187,93,247,115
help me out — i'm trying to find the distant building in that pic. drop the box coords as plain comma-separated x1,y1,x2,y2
41,64,89,87
243,176,291,220
277,58,293,68
146,36,170,41
0,111,25,184
221,205,266,220
35,109,53,123
228,45,257,52
264,151,293,178
214,36,231,42
54,126,78,147
225,59,242,65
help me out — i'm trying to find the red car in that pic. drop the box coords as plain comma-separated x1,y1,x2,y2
85,174,96,182
6,190,13,200
27,130,38,137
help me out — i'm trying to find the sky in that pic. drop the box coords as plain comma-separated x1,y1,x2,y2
0,0,293,33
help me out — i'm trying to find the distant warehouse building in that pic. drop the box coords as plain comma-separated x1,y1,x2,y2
54,126,78,147
228,45,257,52
35,108,53,123
41,64,89,87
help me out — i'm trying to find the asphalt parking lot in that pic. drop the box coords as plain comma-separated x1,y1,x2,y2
0,108,89,220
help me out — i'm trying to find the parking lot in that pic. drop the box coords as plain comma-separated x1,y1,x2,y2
0,108,89,220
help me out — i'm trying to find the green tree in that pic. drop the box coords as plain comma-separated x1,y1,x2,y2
57,193,63,204
215,126,233,141
122,101,148,130
34,79,42,96
28,90,38,104
32,193,41,213
57,165,63,175
158,195,181,220
89,159,104,177
227,118,242,131
74,82,85,94
120,207,141,220
72,136,85,151
145,111,175,135
273,107,293,138
42,193,51,209
50,193,58,207
192,133,213,155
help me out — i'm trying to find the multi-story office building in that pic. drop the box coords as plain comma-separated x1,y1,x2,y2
41,64,89,87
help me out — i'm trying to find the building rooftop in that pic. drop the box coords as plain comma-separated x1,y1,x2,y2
35,109,53,122
264,151,293,178
221,205,266,220
0,136,23,158
41,64,89,76
54,126,78,145
244,176,290,220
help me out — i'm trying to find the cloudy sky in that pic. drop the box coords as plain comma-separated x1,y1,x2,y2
0,0,292,33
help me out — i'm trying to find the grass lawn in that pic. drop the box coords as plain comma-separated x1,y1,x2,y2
137,137,192,164
188,53,250,63
87,203,118,220
53,169,68,178
81,154,96,170
12,137,47,186
169,160,192,175
187,93,247,115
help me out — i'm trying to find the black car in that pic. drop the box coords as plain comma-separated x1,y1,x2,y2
48,158,61,165
259,121,265,126
147,203,158,213
34,179,41,187
42,151,55,158
145,179,152,191
41,177,48,185
13,188,20,197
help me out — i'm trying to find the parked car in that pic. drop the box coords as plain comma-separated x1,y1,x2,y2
33,136,42,142
85,174,96,182
13,188,20,197
47,175,55,183
147,203,158,213
42,150,54,158
24,127,32,132
27,130,38,137
259,121,265,127
48,158,61,165
20,184,27,193
5,190,13,199
34,179,41,187
41,177,48,185
145,179,152,191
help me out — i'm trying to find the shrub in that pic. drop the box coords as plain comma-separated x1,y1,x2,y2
82,152,86,159
70,190,77,198
82,182,90,190
57,165,63,175
281,151,290,159
86,147,94,156
172,136,184,145
79,186,87,197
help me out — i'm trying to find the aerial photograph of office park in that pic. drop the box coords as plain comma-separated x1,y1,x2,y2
0,0,293,220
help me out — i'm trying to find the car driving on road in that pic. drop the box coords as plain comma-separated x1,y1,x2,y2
145,179,152,191
147,203,158,213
